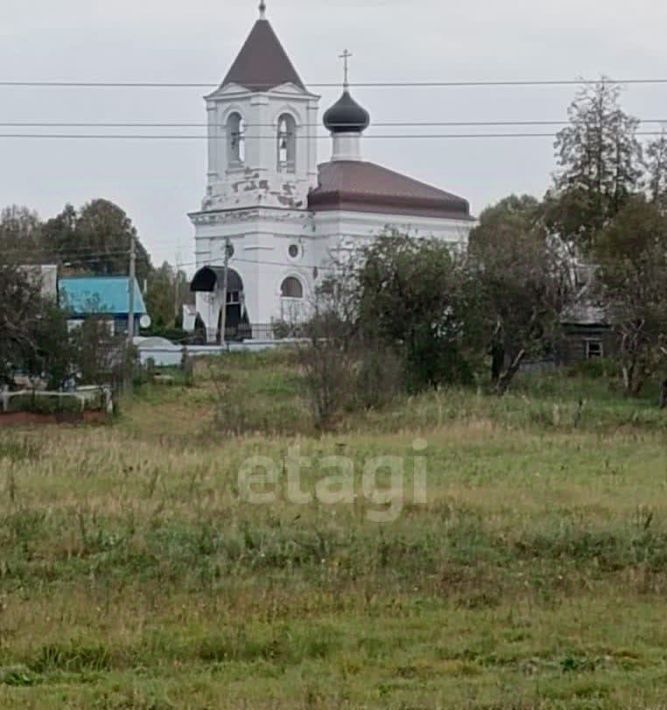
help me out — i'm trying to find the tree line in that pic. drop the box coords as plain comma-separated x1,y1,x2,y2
0,199,190,389
0,198,190,330
300,80,667,427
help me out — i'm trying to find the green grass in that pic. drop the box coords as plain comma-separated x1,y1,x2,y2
0,352,665,707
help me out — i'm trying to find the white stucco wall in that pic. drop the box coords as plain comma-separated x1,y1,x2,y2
191,203,473,341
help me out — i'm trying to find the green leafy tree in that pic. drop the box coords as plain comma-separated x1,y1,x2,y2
645,128,667,209
22,303,73,389
356,233,476,390
69,318,126,386
546,80,642,253
0,261,71,388
145,262,189,329
469,195,573,394
0,263,39,384
0,206,44,263
41,203,78,263
593,195,667,397
43,200,152,280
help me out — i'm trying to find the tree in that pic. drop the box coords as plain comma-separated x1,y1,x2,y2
593,195,667,397
0,263,39,385
0,261,72,388
469,195,573,394
145,262,189,330
547,80,642,253
356,233,476,390
22,303,73,390
43,200,152,280
0,206,44,263
645,128,667,209
298,274,359,430
41,203,78,263
69,318,126,386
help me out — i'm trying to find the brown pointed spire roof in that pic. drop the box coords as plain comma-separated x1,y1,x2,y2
221,19,306,93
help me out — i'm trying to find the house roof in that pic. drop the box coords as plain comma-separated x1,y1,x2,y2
59,277,147,316
221,19,305,93
308,161,472,220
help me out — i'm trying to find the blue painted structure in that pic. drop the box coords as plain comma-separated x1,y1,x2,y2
59,276,148,334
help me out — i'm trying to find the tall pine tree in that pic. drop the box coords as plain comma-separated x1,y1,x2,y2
546,80,642,253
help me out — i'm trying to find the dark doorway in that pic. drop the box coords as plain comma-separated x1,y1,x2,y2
191,266,250,343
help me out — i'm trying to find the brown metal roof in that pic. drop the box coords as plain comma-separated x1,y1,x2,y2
308,161,472,220
221,20,305,93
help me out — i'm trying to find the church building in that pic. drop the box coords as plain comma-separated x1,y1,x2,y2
189,2,474,343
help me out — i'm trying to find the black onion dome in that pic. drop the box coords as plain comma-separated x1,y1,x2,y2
323,90,370,133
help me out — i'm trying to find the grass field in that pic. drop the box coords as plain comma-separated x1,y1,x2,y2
0,352,666,708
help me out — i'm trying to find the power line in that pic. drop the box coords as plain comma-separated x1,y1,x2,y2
0,132,664,141
13,248,337,274
2,243,133,256
4,250,133,263
1,241,145,258
1,77,667,90
0,119,665,129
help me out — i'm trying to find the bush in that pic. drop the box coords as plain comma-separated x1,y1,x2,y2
354,345,404,410
567,358,619,380
7,392,86,415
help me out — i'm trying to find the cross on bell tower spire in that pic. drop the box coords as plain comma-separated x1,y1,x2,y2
339,49,352,89
259,0,266,19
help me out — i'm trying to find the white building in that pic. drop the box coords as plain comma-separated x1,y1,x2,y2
189,2,474,343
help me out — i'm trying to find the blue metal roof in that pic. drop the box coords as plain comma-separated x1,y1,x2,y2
59,277,147,316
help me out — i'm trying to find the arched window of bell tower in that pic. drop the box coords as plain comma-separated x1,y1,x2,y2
277,114,297,173
227,112,245,166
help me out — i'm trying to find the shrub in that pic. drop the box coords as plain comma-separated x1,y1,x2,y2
6,392,86,415
568,358,619,380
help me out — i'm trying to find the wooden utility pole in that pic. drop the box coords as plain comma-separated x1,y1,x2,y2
127,233,137,344
174,260,180,326
219,237,231,347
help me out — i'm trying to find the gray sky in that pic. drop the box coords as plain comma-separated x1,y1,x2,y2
1,0,666,267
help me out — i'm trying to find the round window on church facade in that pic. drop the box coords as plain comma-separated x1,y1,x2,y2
288,244,300,259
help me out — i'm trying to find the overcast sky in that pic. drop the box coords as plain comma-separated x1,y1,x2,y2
1,0,666,267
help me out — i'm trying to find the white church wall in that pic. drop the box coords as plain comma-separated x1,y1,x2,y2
312,209,473,263
191,207,317,331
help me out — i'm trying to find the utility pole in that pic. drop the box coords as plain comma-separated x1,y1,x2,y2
219,237,231,347
127,233,136,344
174,248,181,326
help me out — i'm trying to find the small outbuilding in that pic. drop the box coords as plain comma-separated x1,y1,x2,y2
58,276,149,335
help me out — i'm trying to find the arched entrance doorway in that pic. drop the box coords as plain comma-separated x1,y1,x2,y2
191,266,251,343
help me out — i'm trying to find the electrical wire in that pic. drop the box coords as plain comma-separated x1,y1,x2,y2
0,131,665,141
0,119,665,129
1,77,667,89
0,131,665,142
12,248,339,274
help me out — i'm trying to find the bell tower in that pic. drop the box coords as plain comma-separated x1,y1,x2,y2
190,4,320,343
201,4,320,211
